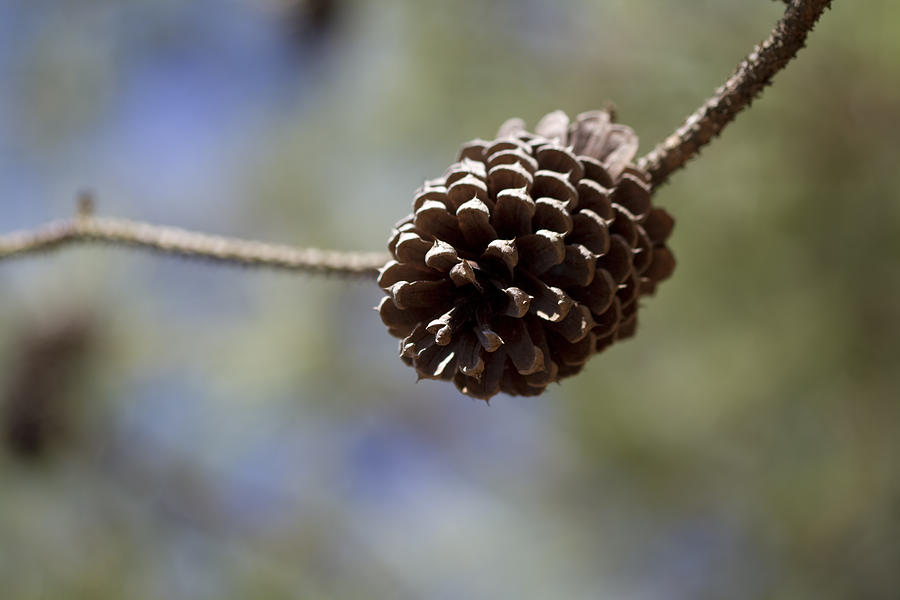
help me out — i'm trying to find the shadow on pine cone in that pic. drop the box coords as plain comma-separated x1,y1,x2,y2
378,110,675,400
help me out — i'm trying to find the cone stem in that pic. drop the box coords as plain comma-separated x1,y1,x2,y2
638,0,832,189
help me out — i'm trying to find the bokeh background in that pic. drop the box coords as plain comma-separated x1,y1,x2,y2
1,0,899,598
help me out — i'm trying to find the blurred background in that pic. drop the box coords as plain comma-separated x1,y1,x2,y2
1,0,899,598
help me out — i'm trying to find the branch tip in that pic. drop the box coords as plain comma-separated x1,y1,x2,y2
76,191,95,218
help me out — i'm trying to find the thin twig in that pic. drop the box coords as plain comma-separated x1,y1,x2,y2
638,0,832,189
0,210,388,278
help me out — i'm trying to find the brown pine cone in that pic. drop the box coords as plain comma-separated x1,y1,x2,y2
378,110,675,400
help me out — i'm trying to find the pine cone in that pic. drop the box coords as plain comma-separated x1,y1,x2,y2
378,110,675,400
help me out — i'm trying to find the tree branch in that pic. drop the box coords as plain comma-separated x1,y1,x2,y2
638,0,832,189
0,2,833,277
0,201,387,278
